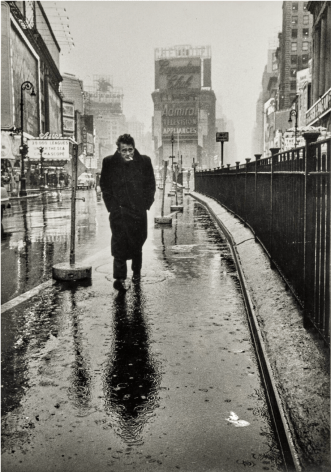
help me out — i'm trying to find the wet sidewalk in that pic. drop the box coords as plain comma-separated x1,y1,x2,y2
2,188,284,471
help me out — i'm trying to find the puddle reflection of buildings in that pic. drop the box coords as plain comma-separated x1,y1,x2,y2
103,286,161,445
2,195,98,303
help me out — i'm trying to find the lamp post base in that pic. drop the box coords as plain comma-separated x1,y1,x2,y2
52,262,92,281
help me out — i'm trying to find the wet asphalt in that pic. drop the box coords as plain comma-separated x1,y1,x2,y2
1,185,284,471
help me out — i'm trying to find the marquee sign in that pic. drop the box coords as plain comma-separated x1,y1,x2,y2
27,138,71,160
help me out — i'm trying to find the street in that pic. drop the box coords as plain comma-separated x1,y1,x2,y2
2,187,284,471
1,189,109,305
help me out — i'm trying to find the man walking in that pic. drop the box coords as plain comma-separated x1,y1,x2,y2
100,134,156,291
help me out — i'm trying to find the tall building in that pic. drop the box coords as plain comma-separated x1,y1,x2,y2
278,1,313,110
152,45,216,170
126,118,145,150
306,1,331,131
84,75,126,165
252,46,279,154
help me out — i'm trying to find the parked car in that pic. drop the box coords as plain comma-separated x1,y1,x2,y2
77,172,95,190
1,185,11,234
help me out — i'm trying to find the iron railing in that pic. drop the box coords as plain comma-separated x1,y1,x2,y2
195,134,330,347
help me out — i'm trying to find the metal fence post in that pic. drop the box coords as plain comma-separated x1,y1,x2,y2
254,154,262,241
244,158,251,226
302,131,320,328
269,148,280,268
235,161,240,217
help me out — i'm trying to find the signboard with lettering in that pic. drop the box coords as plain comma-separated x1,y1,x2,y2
157,58,201,91
27,139,71,160
162,102,198,141
306,88,331,125
216,132,229,142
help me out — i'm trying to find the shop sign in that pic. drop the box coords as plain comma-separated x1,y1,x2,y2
306,88,331,125
27,139,71,160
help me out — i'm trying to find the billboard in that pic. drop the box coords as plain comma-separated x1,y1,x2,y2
162,102,198,141
11,25,39,136
156,57,201,91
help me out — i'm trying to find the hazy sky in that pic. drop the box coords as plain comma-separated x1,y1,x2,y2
58,1,282,161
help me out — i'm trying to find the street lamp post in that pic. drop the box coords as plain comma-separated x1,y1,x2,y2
288,95,298,149
20,81,36,197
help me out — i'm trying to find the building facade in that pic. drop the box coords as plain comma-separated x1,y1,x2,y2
84,75,126,168
252,47,279,155
152,45,216,170
277,1,313,110
1,0,63,184
306,1,331,131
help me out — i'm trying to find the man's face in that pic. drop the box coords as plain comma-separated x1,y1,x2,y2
119,143,134,161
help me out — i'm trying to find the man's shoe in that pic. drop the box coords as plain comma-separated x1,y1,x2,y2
113,279,128,291
132,271,141,282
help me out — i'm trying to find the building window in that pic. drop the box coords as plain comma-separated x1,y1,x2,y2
291,42,297,52
303,28,309,37
291,55,298,64
302,54,309,63
292,16,298,25
41,121,45,133
291,69,297,77
302,41,309,51
292,2,298,11
290,81,297,90
303,2,308,11
292,29,298,38
303,15,309,25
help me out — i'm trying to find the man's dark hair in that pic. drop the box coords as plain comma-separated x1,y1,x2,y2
116,134,135,148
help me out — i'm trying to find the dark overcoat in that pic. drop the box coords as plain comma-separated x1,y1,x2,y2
100,149,156,261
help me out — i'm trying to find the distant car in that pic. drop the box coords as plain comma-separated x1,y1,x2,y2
1,186,11,234
77,172,95,190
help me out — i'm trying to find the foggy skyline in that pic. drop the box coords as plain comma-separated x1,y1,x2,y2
58,1,282,162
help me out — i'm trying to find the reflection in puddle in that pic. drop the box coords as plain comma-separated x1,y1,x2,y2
103,285,161,445
66,282,92,415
